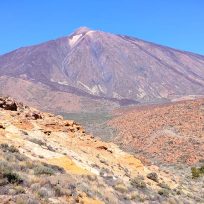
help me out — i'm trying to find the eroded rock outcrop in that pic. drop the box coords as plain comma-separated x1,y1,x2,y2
0,97,18,111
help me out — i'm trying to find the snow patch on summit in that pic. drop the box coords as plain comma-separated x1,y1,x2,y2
86,31,95,37
69,34,82,47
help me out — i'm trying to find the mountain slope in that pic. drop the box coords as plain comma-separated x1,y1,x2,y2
109,98,204,165
0,27,204,112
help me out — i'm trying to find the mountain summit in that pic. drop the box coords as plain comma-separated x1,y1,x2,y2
74,26,92,34
0,27,204,112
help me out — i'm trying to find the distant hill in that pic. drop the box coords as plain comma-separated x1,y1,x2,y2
109,98,204,165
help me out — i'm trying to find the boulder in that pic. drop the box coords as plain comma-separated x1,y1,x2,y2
0,97,18,111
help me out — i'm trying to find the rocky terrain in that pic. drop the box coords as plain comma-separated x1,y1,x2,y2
0,96,203,203
108,98,204,203
0,27,204,112
109,98,204,165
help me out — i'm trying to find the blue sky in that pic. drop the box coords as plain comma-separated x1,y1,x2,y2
0,0,204,55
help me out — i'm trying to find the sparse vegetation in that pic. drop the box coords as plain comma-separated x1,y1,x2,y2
37,187,50,198
191,166,204,178
130,175,146,188
0,143,19,153
29,138,46,146
0,160,12,172
0,143,69,203
158,188,170,197
33,165,55,175
3,171,23,184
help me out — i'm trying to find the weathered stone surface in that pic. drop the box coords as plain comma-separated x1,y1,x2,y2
0,97,18,111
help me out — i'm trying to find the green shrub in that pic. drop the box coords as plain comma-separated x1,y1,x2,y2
158,188,169,197
191,167,200,178
34,165,55,175
199,165,204,174
29,138,46,146
191,166,204,178
3,171,23,184
40,162,65,173
37,187,49,198
8,145,19,153
0,143,9,149
14,153,28,161
0,160,12,172
0,143,19,153
131,176,146,188
4,153,16,162
54,185,69,197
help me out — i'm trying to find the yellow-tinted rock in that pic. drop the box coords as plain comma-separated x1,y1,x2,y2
48,156,90,175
